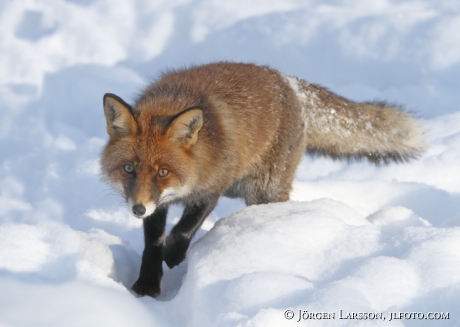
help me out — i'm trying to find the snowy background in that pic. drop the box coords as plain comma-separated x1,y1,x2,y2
1,0,460,326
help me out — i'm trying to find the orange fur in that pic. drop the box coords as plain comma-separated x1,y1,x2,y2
100,62,425,297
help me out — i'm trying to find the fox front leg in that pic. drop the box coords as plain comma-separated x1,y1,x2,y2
163,195,219,268
132,206,167,297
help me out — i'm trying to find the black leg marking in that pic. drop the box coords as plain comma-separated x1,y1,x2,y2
131,206,167,297
163,195,219,268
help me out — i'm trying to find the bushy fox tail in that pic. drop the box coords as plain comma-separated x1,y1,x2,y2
285,75,426,164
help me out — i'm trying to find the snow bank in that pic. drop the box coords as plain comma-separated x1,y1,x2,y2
165,200,460,326
0,278,167,327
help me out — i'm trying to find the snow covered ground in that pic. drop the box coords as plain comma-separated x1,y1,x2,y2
1,0,460,326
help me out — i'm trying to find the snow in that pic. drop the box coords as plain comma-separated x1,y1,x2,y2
1,0,460,326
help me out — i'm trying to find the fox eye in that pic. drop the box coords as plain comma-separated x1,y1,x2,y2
158,168,169,177
123,164,134,173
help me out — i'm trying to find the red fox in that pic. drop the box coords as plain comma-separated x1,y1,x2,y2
100,62,425,297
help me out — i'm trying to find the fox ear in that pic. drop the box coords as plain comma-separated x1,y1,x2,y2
103,93,136,138
167,108,203,147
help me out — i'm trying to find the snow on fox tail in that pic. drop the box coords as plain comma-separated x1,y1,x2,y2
283,74,426,164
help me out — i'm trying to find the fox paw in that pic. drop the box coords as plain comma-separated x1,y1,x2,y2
131,280,161,298
163,234,189,268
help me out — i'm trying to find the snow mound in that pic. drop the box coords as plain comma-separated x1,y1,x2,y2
165,199,460,326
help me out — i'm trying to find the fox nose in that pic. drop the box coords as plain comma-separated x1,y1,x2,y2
132,204,146,217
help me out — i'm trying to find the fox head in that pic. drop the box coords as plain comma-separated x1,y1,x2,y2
100,93,203,218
